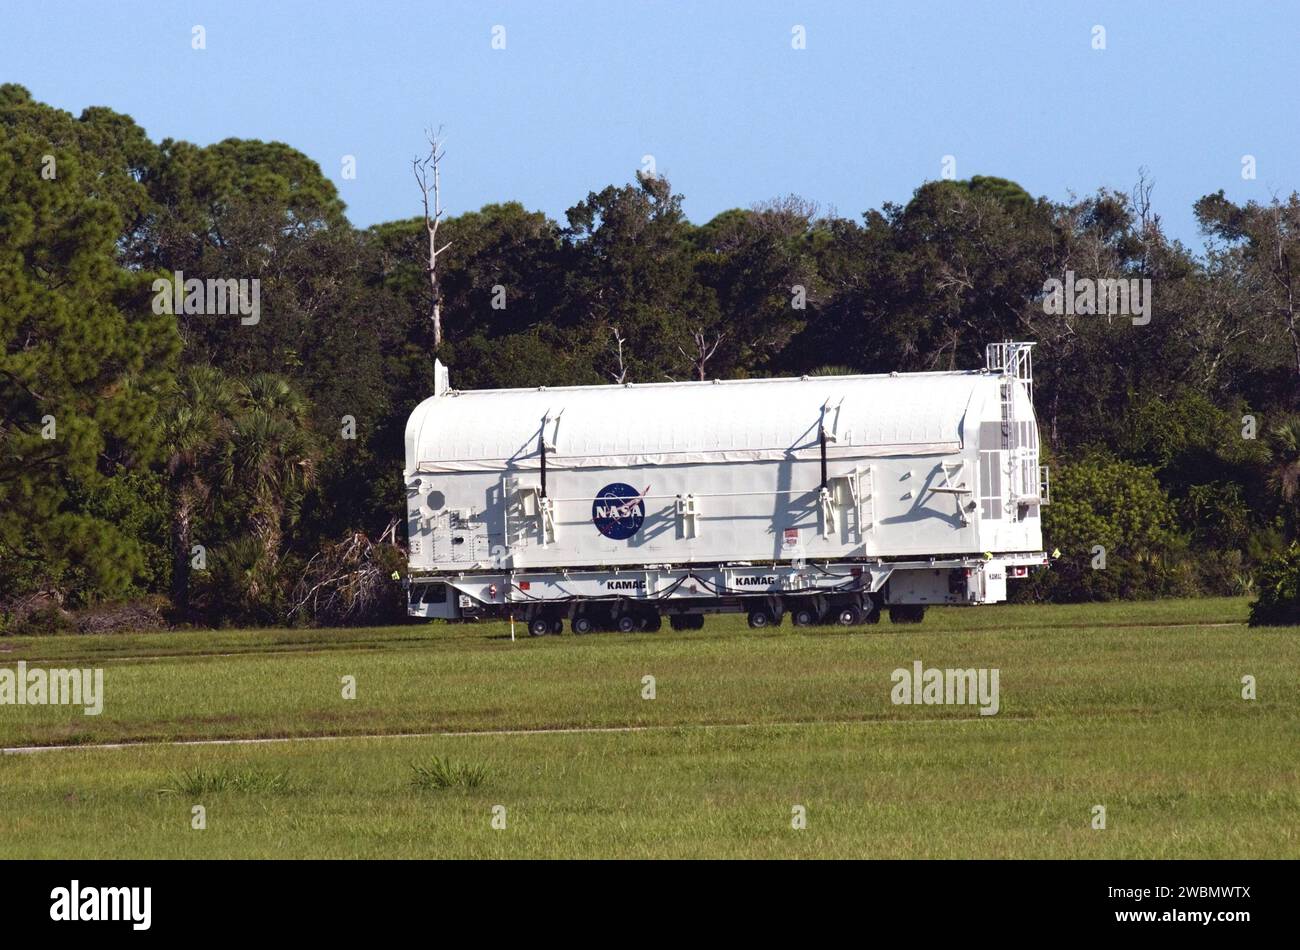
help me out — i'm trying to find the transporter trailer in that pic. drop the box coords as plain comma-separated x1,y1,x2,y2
403,342,1049,635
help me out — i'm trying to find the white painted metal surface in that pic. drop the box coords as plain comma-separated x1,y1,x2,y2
404,355,1043,575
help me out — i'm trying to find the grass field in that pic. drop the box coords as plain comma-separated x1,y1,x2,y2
1,597,1297,858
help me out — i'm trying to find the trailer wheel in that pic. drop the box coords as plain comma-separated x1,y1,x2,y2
572,616,595,635
669,614,704,631
746,609,775,629
888,605,926,624
834,604,862,626
791,605,819,627
528,617,552,637
550,618,564,635
639,614,662,632
615,614,638,633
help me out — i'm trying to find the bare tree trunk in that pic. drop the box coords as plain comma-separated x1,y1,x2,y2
679,330,726,381
608,326,629,383
413,129,452,349
251,499,282,566
170,482,192,613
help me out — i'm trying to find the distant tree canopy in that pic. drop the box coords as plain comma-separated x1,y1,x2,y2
3,82,1300,625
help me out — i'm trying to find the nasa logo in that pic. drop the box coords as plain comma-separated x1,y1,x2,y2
592,482,648,540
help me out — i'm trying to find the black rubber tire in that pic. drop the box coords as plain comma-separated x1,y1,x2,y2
640,614,662,632
550,618,564,635
528,617,551,637
747,609,773,629
834,604,862,626
791,606,819,627
616,614,637,633
572,616,595,635
888,605,926,624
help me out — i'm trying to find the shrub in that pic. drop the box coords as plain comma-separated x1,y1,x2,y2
1036,454,1180,600
1249,542,1300,626
192,536,290,626
1193,548,1254,598
3,597,75,636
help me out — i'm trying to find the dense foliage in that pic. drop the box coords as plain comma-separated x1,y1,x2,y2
1249,542,1300,626
4,84,1300,628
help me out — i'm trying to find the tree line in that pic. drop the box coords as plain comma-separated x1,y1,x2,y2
4,82,1300,631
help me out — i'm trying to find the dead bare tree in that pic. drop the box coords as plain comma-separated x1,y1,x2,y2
1262,199,1300,378
680,330,727,381
291,519,404,625
750,194,821,238
608,326,629,384
413,129,452,348
1130,167,1164,280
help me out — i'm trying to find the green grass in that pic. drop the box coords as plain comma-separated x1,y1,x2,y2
1,596,1296,858
409,756,489,791
157,766,296,796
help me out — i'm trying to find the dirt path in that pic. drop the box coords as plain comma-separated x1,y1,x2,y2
1,714,1020,755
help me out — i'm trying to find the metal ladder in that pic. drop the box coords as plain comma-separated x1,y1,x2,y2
985,342,1047,509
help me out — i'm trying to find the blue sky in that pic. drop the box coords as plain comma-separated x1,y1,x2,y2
4,1,1297,247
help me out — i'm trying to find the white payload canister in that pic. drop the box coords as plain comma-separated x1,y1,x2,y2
403,342,1048,629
